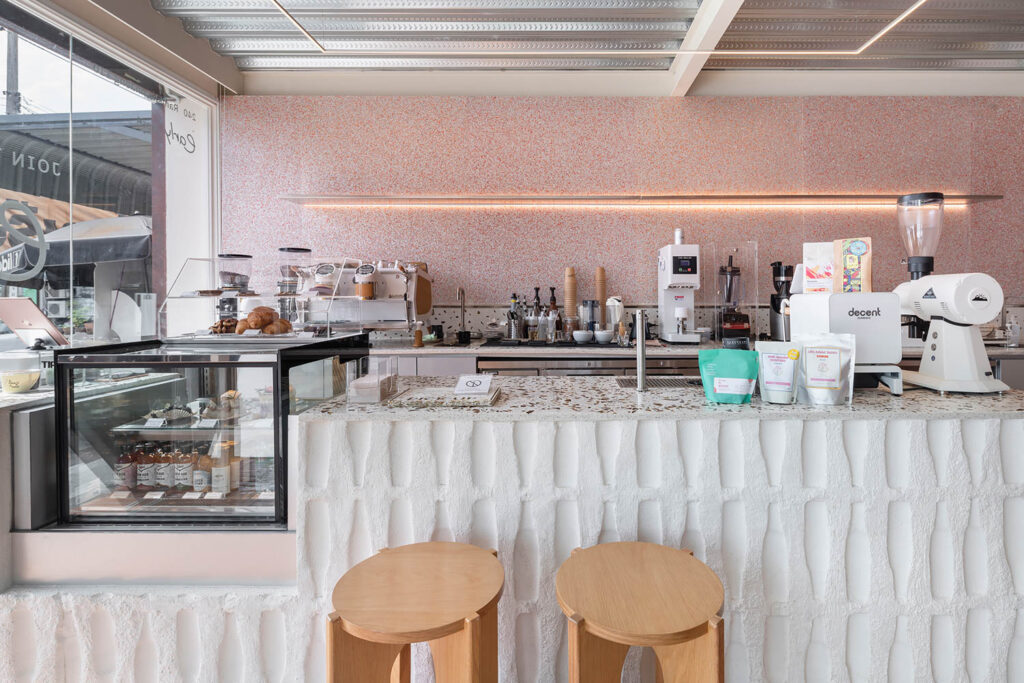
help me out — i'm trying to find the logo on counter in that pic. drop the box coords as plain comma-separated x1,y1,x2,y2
847,307,882,319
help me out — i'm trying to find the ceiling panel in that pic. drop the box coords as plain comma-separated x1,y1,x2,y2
151,0,698,71
705,0,1024,70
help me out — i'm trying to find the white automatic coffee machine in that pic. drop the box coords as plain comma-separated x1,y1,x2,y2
658,229,701,343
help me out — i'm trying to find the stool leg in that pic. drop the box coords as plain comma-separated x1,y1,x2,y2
652,616,724,683
327,614,409,683
567,613,630,683
429,601,498,683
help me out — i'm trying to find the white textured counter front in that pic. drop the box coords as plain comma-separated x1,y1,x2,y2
2,377,1023,682
294,378,1024,682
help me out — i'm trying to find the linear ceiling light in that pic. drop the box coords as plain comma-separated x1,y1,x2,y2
269,0,930,59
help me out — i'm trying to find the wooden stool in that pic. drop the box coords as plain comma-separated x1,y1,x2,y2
328,541,505,683
555,542,724,683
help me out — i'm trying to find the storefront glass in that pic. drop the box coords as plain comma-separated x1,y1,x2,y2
0,3,213,346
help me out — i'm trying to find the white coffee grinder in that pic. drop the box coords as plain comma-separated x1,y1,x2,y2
894,192,1008,394
657,228,701,343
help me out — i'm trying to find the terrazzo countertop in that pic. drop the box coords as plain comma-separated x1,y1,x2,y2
307,376,1024,422
369,339,1024,360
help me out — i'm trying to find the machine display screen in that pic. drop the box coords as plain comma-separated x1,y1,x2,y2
673,255,698,275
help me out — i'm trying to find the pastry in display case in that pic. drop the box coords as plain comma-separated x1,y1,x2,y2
47,334,367,527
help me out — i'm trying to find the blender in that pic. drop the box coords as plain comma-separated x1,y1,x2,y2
717,255,750,342
897,192,944,340
769,261,793,341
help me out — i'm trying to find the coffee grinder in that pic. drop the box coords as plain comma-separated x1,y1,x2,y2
897,192,943,342
769,261,793,341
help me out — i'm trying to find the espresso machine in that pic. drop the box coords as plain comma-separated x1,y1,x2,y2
657,229,701,343
769,261,793,341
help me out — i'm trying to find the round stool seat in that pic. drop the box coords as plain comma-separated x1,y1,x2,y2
332,542,505,644
556,542,723,647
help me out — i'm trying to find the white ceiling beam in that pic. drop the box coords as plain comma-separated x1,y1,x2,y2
667,0,744,97
689,69,1024,96
242,69,678,97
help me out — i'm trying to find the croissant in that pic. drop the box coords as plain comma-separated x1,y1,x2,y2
251,306,278,319
263,320,291,335
247,310,274,328
235,319,253,334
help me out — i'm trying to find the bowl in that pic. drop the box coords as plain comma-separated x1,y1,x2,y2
594,329,615,344
0,369,40,394
572,330,594,344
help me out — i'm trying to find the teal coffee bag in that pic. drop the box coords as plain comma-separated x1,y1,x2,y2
698,349,759,404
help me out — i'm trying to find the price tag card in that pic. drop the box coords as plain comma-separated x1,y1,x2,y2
182,491,203,499
143,418,166,428
296,331,315,339
242,329,262,336
257,491,275,500
143,491,164,500
454,374,493,396
196,418,219,429
111,491,131,499
206,491,226,500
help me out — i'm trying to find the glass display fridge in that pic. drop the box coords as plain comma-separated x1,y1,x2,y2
50,334,367,527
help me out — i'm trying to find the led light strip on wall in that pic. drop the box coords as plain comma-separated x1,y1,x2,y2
281,193,995,210
271,0,931,58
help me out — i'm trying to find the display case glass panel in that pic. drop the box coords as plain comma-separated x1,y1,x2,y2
67,364,277,521
54,335,367,527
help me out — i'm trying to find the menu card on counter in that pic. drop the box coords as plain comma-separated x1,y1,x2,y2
455,374,493,396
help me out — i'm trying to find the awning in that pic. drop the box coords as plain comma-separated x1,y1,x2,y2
0,215,151,287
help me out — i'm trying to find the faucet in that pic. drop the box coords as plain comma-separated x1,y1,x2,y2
636,309,647,392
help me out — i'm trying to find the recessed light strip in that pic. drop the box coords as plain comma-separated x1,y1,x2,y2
270,0,930,59
282,193,989,210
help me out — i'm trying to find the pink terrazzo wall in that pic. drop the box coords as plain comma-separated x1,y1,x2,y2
220,96,1024,305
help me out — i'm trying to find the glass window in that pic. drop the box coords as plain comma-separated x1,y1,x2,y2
0,3,214,345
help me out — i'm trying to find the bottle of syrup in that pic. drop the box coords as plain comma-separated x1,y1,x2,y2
155,443,174,490
173,447,194,491
193,444,212,493
114,442,137,491
136,442,156,491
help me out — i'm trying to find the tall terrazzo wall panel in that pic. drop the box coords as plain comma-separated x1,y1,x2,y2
2,415,1023,681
